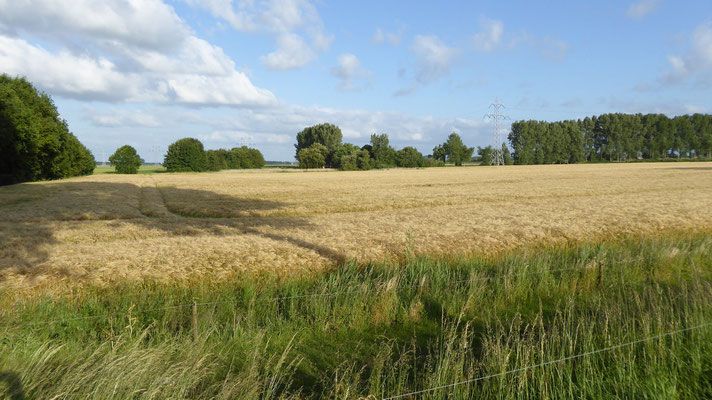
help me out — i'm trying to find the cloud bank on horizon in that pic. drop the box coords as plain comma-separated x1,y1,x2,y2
0,0,710,161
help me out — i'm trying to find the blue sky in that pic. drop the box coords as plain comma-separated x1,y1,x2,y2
1,0,711,162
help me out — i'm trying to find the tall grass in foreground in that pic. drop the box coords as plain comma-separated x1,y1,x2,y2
1,231,712,399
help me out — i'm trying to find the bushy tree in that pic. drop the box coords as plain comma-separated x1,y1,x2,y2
477,146,493,165
441,133,474,166
396,146,425,167
163,138,206,172
331,143,361,169
356,149,373,170
229,146,265,169
109,145,142,174
0,74,95,184
369,133,396,168
205,149,229,171
298,143,327,168
295,123,343,167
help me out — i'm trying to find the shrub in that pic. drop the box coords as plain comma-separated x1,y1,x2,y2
109,145,142,174
163,138,206,172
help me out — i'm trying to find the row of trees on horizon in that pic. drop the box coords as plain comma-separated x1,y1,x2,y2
509,113,712,165
4,75,712,184
294,123,475,170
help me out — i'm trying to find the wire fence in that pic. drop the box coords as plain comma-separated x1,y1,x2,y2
382,321,712,399
3,257,641,329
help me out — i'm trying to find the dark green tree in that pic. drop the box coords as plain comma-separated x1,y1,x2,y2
396,146,425,167
332,143,361,169
477,146,493,165
109,145,142,174
0,74,94,184
441,133,474,166
295,123,343,167
163,138,206,172
369,133,396,168
297,143,327,168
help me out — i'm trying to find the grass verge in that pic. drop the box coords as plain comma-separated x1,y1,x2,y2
1,231,711,399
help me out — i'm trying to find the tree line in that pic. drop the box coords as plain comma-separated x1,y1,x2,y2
295,123,475,169
0,75,95,185
508,113,712,165
108,138,266,174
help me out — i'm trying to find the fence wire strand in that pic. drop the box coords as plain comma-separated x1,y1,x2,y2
382,321,712,400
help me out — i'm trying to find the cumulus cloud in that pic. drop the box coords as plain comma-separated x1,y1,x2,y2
627,0,660,20
260,33,316,70
661,20,712,86
471,17,504,52
0,0,189,51
411,35,459,84
0,0,277,106
183,0,331,70
330,53,372,91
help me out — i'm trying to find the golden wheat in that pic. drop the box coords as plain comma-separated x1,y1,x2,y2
1,163,711,292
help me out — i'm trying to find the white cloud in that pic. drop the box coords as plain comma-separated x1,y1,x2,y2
0,0,277,106
0,0,189,51
183,0,331,70
330,53,372,91
471,17,503,52
411,35,459,84
627,0,660,20
260,33,316,70
661,20,712,86
85,106,161,127
0,36,135,101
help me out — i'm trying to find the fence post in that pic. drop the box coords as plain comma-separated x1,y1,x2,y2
598,261,603,288
192,300,198,342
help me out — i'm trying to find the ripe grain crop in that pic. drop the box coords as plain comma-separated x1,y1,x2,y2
1,163,711,292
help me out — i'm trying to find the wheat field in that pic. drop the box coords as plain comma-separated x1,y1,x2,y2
1,163,711,292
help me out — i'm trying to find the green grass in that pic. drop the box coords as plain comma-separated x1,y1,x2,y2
1,231,711,399
93,164,167,175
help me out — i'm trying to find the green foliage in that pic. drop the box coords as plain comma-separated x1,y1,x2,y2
2,232,712,398
331,143,360,169
163,138,207,172
109,145,142,174
369,133,397,168
509,113,712,165
395,146,425,167
335,144,373,171
297,143,327,168
0,74,95,184
229,146,266,169
502,143,513,165
205,149,229,171
295,123,343,167
477,145,493,165
438,132,474,166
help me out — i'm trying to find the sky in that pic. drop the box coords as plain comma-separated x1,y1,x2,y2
1,0,711,162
